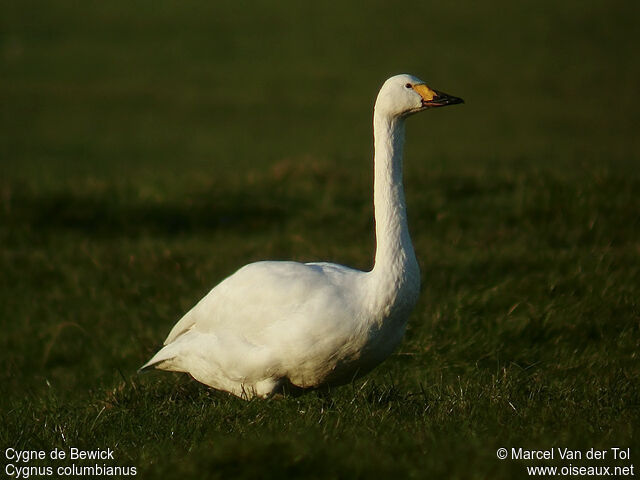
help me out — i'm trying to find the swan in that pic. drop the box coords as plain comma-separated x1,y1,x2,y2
140,74,463,399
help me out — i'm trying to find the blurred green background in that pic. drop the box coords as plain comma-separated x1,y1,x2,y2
1,1,638,478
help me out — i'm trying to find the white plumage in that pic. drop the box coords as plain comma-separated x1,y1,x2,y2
140,74,463,399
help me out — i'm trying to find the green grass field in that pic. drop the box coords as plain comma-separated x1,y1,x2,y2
1,1,639,478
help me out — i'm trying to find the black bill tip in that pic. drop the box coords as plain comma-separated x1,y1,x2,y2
423,90,464,107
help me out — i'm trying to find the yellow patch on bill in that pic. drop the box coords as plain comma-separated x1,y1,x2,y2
412,84,436,101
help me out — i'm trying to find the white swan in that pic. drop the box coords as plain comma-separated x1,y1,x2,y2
140,74,463,399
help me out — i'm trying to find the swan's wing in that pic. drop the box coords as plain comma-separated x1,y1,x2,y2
142,260,378,390
146,260,367,386
163,260,365,346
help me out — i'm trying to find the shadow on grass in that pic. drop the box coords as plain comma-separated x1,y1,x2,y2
4,188,295,237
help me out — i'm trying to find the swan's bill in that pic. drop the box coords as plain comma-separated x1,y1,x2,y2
412,84,464,108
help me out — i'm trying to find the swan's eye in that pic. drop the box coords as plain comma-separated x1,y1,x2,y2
405,83,412,89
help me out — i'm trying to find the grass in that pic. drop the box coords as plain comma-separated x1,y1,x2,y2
1,0,639,478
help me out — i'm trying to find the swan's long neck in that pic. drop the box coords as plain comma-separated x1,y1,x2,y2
369,110,420,315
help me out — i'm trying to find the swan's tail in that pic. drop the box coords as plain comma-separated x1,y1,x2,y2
138,343,181,373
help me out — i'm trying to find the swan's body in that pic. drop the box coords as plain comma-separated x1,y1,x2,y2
141,74,462,399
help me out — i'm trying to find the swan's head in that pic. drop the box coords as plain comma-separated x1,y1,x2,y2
375,74,463,118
